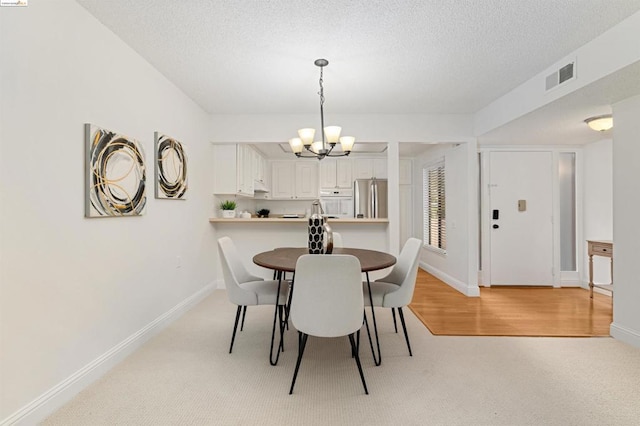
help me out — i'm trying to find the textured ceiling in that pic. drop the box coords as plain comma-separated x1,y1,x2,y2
76,0,640,119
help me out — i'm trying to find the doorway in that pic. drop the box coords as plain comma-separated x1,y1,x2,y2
485,151,554,286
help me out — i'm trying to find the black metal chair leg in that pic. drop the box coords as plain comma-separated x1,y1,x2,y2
283,272,295,331
398,307,413,356
240,306,248,331
229,306,242,354
392,307,398,333
349,333,369,394
289,332,308,394
352,327,361,358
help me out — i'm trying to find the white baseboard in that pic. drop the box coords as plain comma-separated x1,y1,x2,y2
1,283,215,426
420,262,480,297
610,322,640,349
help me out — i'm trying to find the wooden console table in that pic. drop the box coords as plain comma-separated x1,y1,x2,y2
587,240,613,299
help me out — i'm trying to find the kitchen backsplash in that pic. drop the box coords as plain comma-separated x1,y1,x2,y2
213,195,312,217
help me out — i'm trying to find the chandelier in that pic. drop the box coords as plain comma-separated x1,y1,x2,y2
288,59,355,160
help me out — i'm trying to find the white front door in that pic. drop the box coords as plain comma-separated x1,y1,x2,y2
489,151,554,285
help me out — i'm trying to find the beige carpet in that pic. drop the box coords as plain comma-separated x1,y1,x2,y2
44,290,640,425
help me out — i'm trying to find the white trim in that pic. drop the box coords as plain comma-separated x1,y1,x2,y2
610,322,640,349
420,262,480,297
1,283,215,426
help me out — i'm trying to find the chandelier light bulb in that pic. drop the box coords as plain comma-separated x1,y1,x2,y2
288,137,303,153
298,128,315,146
339,136,355,153
324,126,342,144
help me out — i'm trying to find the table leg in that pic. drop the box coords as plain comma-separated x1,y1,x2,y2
588,253,594,299
269,271,286,366
363,272,382,366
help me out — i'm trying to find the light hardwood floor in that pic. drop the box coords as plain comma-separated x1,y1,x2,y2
409,269,613,336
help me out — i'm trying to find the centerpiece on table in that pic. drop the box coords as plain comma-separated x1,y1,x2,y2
308,200,333,254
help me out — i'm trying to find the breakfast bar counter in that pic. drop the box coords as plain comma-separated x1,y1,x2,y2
209,216,391,284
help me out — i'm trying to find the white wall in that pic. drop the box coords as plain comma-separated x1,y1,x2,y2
414,143,479,296
0,1,215,422
583,139,613,285
611,94,640,347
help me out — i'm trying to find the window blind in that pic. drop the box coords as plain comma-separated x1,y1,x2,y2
423,161,446,251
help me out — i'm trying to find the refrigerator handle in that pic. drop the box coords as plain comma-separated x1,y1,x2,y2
372,179,378,218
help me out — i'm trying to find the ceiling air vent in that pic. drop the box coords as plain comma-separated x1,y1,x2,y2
545,60,576,91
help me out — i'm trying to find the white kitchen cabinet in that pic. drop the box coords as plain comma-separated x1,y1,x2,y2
213,144,257,197
254,150,267,184
271,161,318,200
353,158,387,179
238,144,254,195
295,161,319,199
319,159,352,189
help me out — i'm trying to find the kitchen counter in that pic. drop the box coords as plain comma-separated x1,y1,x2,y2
209,217,388,224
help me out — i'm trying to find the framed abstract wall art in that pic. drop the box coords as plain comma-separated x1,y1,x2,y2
154,132,188,199
85,123,146,217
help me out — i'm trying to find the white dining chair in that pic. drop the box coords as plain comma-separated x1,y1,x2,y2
363,238,422,359
289,254,368,395
218,237,288,356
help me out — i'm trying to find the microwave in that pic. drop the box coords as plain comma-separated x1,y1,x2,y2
319,189,354,218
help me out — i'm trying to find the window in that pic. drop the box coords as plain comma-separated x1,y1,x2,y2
559,152,576,271
423,161,446,252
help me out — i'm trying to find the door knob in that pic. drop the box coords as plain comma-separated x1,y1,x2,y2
492,224,499,229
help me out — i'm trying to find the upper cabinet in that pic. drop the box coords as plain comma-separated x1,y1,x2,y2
271,161,318,200
254,149,267,184
353,158,387,179
319,159,352,189
213,144,266,197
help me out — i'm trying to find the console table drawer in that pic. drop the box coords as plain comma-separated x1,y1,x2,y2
589,242,613,257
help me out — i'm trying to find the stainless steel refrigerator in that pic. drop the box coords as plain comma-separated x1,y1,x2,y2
354,178,388,218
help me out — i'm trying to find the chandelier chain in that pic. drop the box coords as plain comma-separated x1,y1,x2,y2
319,64,326,150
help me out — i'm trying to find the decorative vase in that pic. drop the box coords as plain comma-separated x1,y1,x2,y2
307,200,333,254
308,215,325,254
222,210,236,218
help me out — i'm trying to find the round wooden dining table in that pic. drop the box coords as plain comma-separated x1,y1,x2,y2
253,247,396,366
253,247,396,273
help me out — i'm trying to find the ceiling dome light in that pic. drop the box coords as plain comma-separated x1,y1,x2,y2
584,114,613,132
